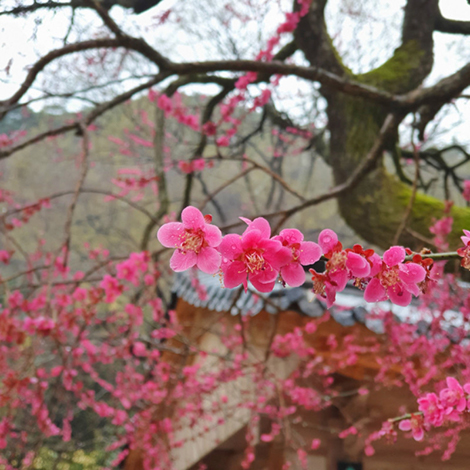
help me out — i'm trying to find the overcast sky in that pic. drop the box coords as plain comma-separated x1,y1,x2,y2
1,0,470,147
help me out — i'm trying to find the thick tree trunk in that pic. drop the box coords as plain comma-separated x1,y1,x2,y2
326,55,470,250
297,0,470,251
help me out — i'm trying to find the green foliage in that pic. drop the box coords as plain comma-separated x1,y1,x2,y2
0,448,109,470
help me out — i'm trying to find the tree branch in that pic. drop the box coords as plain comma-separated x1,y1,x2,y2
0,1,88,16
0,38,122,116
435,8,470,35
294,0,346,76
222,113,402,228
0,72,169,160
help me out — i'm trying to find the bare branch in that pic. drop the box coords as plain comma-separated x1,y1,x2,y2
435,8,470,35
4,188,158,222
0,38,121,115
83,0,126,37
256,113,403,227
0,1,86,16
393,139,421,245
140,106,168,251
61,122,90,267
198,166,255,211
0,73,170,160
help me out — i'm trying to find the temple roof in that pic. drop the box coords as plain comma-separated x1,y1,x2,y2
171,271,434,335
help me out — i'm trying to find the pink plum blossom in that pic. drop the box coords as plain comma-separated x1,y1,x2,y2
461,229,470,246
219,217,291,292
310,230,373,307
157,206,222,274
202,121,217,136
398,414,425,441
157,94,172,115
273,229,321,287
439,377,467,413
100,275,123,303
318,229,338,254
364,246,426,306
0,250,11,264
216,135,230,147
418,392,445,427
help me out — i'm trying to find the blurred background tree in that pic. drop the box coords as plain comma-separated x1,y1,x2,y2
1,0,470,468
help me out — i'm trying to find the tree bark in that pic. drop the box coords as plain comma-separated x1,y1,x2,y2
297,0,470,250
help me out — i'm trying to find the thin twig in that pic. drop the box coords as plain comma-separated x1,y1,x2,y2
393,133,420,245
140,106,168,251
61,123,90,267
198,165,255,211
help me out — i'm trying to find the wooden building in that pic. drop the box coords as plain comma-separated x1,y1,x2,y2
125,272,470,470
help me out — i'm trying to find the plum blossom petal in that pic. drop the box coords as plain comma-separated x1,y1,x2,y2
251,278,276,293
181,206,205,229
462,229,470,246
170,250,197,272
281,263,306,287
364,278,387,302
383,246,406,267
204,224,223,247
219,234,243,259
274,228,304,245
324,283,337,308
251,265,278,284
403,281,420,297
299,241,322,265
399,263,426,286
413,427,424,441
346,252,371,278
369,253,383,277
157,222,184,247
329,269,348,292
196,247,222,274
223,261,247,289
241,230,263,250
278,228,303,245
318,229,338,254
264,245,292,269
247,217,271,238
398,420,411,431
387,286,412,307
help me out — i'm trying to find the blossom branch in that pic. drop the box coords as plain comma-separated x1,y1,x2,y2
0,73,170,160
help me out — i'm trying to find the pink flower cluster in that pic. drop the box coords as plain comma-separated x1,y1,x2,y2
177,158,208,174
158,207,430,307
310,229,426,307
398,377,470,441
157,207,321,291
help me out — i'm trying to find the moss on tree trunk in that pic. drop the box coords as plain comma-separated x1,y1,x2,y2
324,40,470,251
